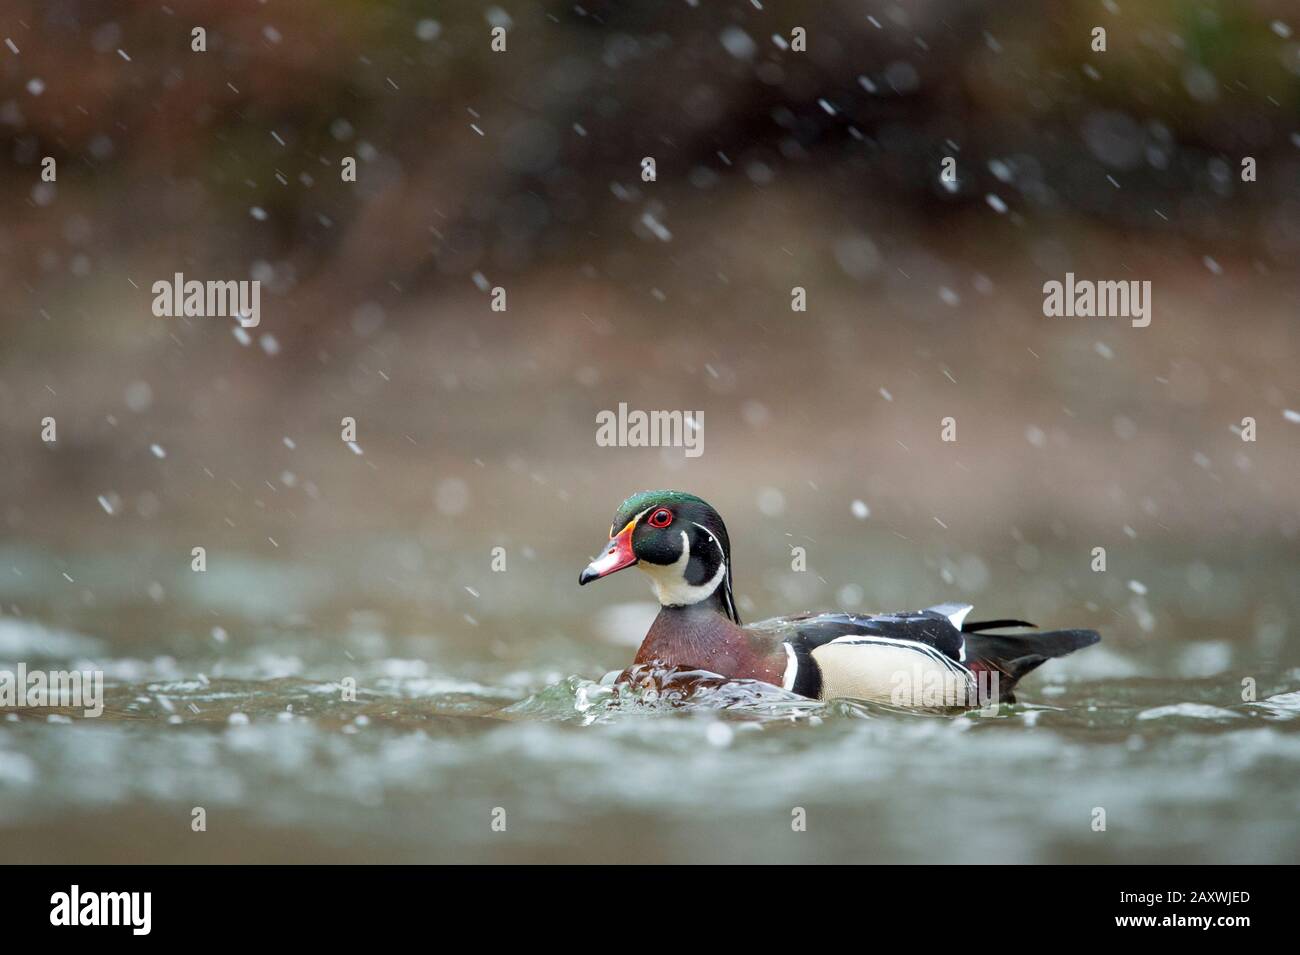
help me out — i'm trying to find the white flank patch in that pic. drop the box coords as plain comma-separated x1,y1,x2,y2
815,636,973,705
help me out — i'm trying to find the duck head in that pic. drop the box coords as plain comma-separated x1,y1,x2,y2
579,490,740,622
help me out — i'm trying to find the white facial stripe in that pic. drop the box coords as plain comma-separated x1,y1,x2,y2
637,529,727,606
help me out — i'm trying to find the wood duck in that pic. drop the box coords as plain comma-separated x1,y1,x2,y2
579,490,1100,707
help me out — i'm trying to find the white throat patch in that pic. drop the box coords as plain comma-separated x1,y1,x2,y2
638,530,727,606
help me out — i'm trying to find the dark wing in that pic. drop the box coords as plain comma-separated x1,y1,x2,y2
761,605,968,661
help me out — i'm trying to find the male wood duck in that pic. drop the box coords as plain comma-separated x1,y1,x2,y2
579,490,1100,707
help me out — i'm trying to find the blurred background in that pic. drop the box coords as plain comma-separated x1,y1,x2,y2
1,1,1298,863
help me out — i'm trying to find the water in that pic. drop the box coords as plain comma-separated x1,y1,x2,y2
3,618,1298,863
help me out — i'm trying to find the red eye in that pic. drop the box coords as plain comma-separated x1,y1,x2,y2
648,508,673,528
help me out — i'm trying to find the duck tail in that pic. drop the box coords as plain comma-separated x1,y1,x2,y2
964,627,1101,695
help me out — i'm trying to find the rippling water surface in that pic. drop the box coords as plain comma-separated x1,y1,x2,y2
3,613,1298,863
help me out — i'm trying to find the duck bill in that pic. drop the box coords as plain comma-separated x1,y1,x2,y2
579,521,638,585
